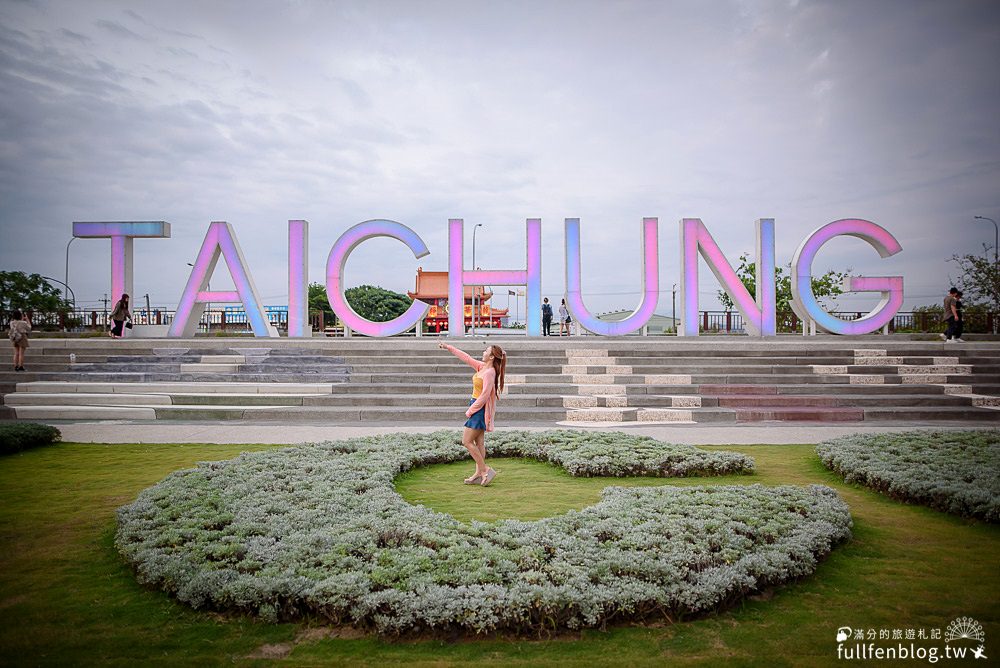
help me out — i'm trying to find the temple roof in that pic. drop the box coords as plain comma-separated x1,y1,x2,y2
408,268,493,301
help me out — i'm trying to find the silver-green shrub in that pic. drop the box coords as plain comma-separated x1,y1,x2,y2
816,429,1000,522
117,430,851,634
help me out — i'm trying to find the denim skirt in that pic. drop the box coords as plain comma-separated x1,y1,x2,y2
464,398,486,430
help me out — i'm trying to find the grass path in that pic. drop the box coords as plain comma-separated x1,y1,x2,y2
0,441,996,667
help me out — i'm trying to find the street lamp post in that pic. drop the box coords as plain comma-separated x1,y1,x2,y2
974,216,999,334
471,223,483,336
672,283,677,335
41,275,76,305
64,237,77,303
974,216,998,265
41,275,76,331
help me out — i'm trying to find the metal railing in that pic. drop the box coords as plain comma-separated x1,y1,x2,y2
1,308,995,335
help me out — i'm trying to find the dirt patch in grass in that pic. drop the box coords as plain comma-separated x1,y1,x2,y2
246,626,369,659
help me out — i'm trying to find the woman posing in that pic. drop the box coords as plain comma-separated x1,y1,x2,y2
8,310,31,371
109,294,131,338
438,341,506,486
558,298,571,336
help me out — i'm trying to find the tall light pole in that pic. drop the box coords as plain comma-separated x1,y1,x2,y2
974,216,998,264
672,283,678,335
41,276,76,331
975,216,999,334
471,223,483,336
64,236,77,303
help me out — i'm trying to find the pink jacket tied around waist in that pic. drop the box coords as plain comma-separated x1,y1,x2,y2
444,344,497,432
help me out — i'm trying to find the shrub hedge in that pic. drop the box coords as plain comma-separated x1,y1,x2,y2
0,422,61,455
117,430,852,635
816,429,1000,522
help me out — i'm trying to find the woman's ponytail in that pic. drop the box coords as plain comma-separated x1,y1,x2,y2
491,345,506,396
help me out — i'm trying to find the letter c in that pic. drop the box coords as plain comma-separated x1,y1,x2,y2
326,220,430,336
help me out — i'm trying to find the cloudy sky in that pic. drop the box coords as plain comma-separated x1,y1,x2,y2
1,0,997,318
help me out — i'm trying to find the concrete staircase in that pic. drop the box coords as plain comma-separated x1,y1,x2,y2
1,338,998,424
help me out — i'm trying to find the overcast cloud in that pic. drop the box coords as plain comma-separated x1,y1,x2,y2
0,0,998,317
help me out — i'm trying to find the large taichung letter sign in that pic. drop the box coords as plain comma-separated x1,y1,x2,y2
789,219,903,334
679,218,776,337
564,217,660,336
75,216,904,338
72,221,172,304
326,220,431,337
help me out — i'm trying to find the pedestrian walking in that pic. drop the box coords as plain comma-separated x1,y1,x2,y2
940,287,959,342
438,342,506,486
953,290,966,342
541,297,553,336
8,310,31,371
109,294,131,338
558,298,571,336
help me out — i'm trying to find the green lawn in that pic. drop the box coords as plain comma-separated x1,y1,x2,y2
1,441,997,667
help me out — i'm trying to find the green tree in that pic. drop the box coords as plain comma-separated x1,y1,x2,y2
716,254,850,329
308,282,335,325
949,244,999,312
0,271,73,315
344,285,412,322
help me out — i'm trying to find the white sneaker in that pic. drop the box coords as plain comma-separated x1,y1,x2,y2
944,338,954,343
939,333,947,341
954,338,966,342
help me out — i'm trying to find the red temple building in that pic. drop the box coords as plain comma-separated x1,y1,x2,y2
408,268,509,333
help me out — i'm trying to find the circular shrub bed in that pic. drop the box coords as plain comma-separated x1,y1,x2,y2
116,430,852,635
816,429,1000,522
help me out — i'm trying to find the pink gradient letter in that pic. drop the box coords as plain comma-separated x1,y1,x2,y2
168,221,275,338
564,218,659,336
287,220,309,337
448,219,541,337
326,220,430,337
679,218,776,337
72,221,171,305
790,219,903,334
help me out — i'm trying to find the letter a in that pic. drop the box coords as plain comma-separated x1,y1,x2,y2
168,221,276,337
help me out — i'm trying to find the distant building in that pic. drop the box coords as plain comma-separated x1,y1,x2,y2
407,268,509,333
596,310,678,334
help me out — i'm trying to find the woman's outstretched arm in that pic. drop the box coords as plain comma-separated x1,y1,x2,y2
439,343,484,371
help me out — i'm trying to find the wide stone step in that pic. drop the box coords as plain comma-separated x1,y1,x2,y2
717,394,973,408
330,383,477,395
863,406,1000,421
775,384,943,395
179,363,240,373
591,395,706,408
735,407,865,422
3,393,173,406
157,405,572,422
302,394,563,408
14,381,336,394
170,394,312,406
236,364,353,373
12,405,158,420
0,371,351,384
562,407,692,423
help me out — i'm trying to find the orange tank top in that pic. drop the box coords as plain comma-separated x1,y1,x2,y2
472,373,483,398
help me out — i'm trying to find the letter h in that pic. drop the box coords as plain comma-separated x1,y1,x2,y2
448,219,541,336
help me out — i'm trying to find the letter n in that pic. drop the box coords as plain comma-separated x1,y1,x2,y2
679,218,776,336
